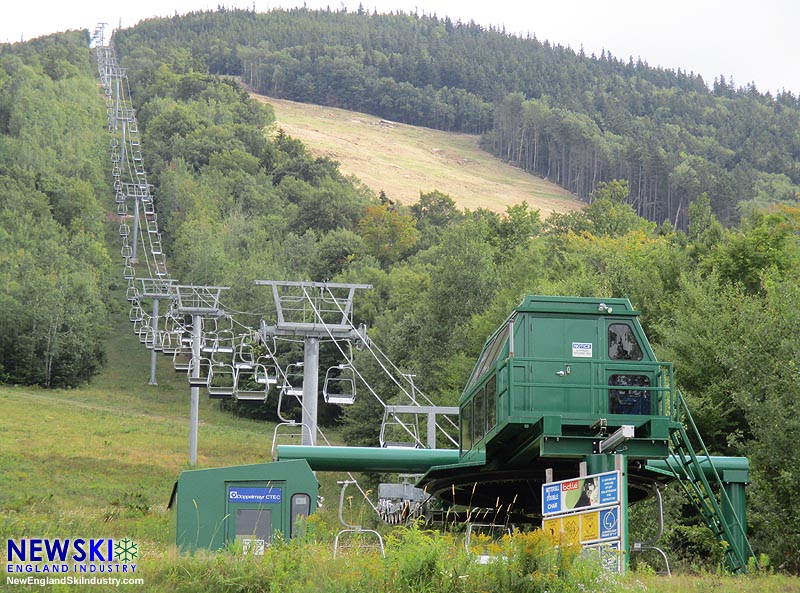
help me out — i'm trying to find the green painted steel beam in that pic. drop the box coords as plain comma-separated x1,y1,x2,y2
277,445,461,473
645,456,749,482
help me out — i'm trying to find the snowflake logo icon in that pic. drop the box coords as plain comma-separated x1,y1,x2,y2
114,538,138,563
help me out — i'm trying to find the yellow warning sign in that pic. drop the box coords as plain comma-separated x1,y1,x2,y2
542,517,561,544
581,510,599,542
562,514,581,545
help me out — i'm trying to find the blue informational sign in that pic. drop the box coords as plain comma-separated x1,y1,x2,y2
599,507,619,540
228,487,282,504
541,471,619,516
598,472,619,505
543,483,562,514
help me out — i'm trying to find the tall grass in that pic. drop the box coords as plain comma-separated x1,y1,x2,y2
134,524,633,593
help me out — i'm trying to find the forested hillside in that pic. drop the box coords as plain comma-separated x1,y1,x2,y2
0,31,110,387
114,7,800,228
1,24,799,572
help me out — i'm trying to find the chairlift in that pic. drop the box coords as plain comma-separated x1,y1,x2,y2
277,363,304,423
465,523,512,564
144,327,157,349
234,333,260,368
254,361,279,388
125,285,139,302
123,263,134,280
281,363,305,399
154,260,168,277
155,330,171,353
135,317,151,342
270,422,309,461
172,346,191,372
129,305,144,322
379,407,422,449
234,364,269,402
211,329,236,355
323,364,357,405
207,362,236,398
163,329,186,355
333,480,385,559
187,356,211,387
149,234,163,255
119,222,130,237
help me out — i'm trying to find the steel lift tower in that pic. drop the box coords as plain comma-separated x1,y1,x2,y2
255,280,371,446
173,285,229,465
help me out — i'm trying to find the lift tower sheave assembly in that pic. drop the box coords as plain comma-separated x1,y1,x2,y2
255,280,372,446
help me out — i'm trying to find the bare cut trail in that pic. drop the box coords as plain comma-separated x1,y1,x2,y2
254,94,580,216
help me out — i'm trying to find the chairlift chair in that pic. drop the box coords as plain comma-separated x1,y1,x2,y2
234,333,260,368
144,327,157,349
136,317,152,343
207,362,236,398
465,523,512,564
129,305,144,323
379,407,422,449
172,346,192,372
280,362,305,399
233,364,269,402
254,360,279,388
155,330,171,353
187,356,211,387
270,422,309,461
162,329,185,356
211,328,236,355
333,480,385,558
277,363,304,423
323,364,357,405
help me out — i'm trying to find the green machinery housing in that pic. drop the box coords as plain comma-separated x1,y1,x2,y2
279,296,753,571
169,459,318,553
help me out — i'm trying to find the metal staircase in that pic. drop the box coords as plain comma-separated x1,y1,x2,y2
665,391,754,572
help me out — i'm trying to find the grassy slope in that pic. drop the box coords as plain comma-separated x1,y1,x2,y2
257,94,579,215
0,309,273,544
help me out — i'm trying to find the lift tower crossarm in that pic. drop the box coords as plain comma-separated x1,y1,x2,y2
254,280,372,446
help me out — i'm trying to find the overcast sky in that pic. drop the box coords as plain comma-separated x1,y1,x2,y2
2,0,798,96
